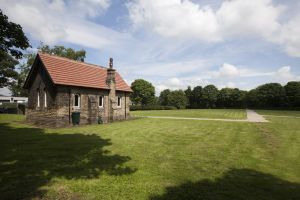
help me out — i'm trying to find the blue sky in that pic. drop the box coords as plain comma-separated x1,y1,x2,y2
1,0,300,95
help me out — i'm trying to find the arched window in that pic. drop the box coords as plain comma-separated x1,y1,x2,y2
44,89,47,108
117,96,121,107
37,89,40,108
74,94,80,108
99,96,103,107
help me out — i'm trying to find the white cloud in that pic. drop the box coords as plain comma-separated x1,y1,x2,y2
273,15,300,57
275,66,300,82
217,0,283,38
226,82,236,88
214,63,240,78
128,0,282,41
122,59,209,78
153,64,300,94
127,0,300,57
127,0,221,42
76,0,111,17
0,0,132,50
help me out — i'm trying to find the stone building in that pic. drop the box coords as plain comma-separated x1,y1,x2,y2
24,52,132,127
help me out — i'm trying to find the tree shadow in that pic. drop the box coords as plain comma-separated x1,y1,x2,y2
0,123,136,199
150,169,300,200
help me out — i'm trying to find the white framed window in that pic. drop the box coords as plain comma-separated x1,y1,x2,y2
99,96,104,108
117,96,121,107
74,94,80,108
37,90,40,108
44,90,47,108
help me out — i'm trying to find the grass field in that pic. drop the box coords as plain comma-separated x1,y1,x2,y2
0,110,299,199
132,109,247,119
255,109,300,117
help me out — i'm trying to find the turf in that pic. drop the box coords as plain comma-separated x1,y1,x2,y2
255,109,300,117
0,111,299,199
131,109,247,119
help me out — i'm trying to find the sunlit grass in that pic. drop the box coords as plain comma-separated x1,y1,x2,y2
0,111,299,199
131,109,247,119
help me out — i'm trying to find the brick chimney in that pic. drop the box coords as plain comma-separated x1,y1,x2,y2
106,58,116,122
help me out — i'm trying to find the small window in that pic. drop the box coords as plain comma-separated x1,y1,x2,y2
74,94,80,108
44,90,47,108
99,96,103,107
117,96,121,107
37,91,40,108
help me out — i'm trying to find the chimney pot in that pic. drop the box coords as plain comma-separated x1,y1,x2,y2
109,58,113,69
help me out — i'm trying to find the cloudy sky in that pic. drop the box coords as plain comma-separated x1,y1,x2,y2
1,0,300,95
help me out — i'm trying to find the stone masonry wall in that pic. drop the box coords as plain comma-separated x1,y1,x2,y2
55,86,131,126
26,61,60,127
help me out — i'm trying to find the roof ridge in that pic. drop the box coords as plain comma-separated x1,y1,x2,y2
38,52,108,70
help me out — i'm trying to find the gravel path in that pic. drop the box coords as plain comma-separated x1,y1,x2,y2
138,109,268,123
246,109,268,122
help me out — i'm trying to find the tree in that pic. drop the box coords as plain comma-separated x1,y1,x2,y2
284,81,300,107
255,83,286,108
246,89,258,108
39,44,86,61
184,86,193,108
217,88,246,108
130,79,155,106
202,85,219,108
167,90,187,109
8,54,35,96
0,51,18,87
191,86,203,108
0,10,30,87
159,89,171,106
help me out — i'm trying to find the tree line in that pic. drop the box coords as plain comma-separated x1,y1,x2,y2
130,79,300,110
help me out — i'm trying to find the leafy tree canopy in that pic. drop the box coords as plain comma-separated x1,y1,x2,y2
159,89,171,106
0,10,30,59
191,86,203,108
0,10,30,88
167,90,188,109
256,83,286,107
202,85,219,108
284,81,300,107
184,86,193,108
39,44,86,61
130,79,155,106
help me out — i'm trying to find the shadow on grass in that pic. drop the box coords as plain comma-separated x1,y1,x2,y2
150,169,300,200
0,123,136,199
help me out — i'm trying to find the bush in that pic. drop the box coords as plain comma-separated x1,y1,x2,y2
130,105,176,111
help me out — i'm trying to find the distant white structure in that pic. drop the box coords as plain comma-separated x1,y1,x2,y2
0,96,28,105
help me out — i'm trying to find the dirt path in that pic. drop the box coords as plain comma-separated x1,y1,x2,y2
138,109,268,123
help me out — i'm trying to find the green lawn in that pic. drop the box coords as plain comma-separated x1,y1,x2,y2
132,109,247,119
0,112,299,199
255,109,300,117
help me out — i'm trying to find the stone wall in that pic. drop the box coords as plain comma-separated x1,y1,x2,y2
26,61,60,127
55,86,110,125
55,87,131,125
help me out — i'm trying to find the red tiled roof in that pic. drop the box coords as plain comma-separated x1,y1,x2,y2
37,53,132,92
